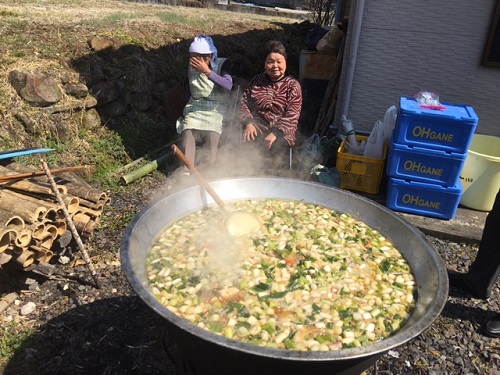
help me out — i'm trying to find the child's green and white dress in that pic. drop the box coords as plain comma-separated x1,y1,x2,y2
176,58,227,135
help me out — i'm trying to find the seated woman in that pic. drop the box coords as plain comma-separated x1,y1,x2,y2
176,35,233,175
240,40,303,170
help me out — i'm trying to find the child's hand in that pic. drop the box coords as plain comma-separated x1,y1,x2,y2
190,56,211,75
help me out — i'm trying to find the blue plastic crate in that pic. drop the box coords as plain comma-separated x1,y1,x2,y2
393,97,478,153
386,177,462,220
387,142,467,186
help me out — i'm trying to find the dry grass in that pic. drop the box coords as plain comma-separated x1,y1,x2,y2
0,0,308,184
0,0,300,31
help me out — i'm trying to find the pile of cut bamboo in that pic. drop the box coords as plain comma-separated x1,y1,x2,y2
0,162,110,268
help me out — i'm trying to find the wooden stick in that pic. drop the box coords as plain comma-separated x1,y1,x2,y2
314,34,346,136
172,145,228,213
41,158,102,289
0,165,87,184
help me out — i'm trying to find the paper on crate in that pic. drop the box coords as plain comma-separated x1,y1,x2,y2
364,120,385,159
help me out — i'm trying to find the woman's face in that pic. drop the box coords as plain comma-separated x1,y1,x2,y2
265,52,287,81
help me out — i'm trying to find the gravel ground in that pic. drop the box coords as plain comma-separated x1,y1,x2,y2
1,172,499,375
367,236,500,375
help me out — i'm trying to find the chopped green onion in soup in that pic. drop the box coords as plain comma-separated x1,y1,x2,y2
147,199,417,351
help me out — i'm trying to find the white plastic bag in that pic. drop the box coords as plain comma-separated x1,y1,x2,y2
382,105,397,144
364,120,385,159
301,134,323,168
316,26,344,54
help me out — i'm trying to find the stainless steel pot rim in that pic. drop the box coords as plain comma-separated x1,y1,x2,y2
121,177,449,361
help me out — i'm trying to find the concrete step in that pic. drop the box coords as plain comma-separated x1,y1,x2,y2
358,191,487,245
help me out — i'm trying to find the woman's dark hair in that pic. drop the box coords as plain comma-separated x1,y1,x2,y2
265,40,287,60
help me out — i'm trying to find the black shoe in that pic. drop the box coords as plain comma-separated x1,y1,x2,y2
483,314,500,338
447,270,490,300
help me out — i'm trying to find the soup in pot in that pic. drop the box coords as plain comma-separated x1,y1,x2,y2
147,199,417,351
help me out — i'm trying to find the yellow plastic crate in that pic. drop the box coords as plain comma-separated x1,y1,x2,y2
336,135,387,194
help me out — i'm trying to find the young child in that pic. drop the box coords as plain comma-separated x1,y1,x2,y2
176,35,233,175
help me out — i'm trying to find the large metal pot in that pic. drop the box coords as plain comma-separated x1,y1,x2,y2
121,177,448,375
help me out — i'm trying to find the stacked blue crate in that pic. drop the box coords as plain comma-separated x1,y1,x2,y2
386,97,479,219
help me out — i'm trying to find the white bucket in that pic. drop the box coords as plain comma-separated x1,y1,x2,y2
459,134,500,211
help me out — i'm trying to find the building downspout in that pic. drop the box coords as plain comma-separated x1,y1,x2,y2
340,0,366,118
334,0,343,24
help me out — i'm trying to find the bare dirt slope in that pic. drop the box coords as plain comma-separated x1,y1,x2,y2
0,0,309,162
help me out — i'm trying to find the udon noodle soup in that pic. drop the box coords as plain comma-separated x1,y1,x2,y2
147,199,417,351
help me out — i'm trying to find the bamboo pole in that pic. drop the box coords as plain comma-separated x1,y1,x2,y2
0,166,58,195
4,223,29,247
76,206,103,219
0,292,18,314
72,211,92,226
12,245,24,254
42,207,64,221
43,219,67,236
26,222,45,239
0,190,50,223
77,196,105,211
12,250,36,267
76,220,97,237
110,138,179,178
0,250,12,265
0,165,87,184
1,189,71,216
31,233,54,251
6,216,25,228
3,162,37,174
41,158,102,289
32,246,53,263
56,184,107,204
120,152,172,185
61,196,80,214
56,170,92,188
14,228,32,248
7,179,65,195
0,229,16,253
0,211,25,228
36,223,58,239
71,212,97,237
